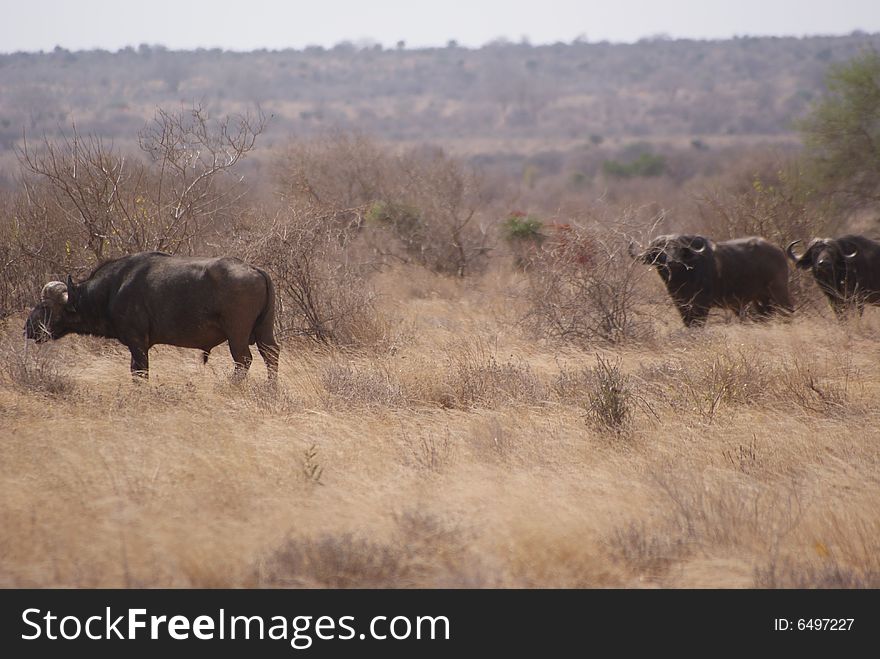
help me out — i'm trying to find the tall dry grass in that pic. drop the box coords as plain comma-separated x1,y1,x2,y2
2,265,879,588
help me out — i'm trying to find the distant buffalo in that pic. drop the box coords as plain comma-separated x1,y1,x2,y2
629,234,793,326
787,235,880,316
25,251,279,380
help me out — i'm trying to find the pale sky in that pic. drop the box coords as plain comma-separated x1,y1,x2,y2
1,0,878,52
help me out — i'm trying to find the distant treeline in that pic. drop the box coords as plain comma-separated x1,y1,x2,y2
1,33,879,159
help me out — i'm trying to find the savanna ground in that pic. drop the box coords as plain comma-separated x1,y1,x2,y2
2,42,880,590
2,262,879,588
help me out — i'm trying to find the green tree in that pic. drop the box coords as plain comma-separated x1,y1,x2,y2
799,50,880,209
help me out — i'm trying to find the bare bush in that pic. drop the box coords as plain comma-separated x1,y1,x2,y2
274,133,492,277
779,355,855,416
695,156,841,244
16,105,265,261
321,361,406,408
401,429,456,472
0,190,59,317
755,558,880,588
585,354,633,433
639,345,776,423
522,223,651,345
722,435,761,475
2,106,265,318
244,207,389,347
381,148,491,277
551,363,595,403
650,470,805,552
259,512,475,587
259,533,408,588
441,339,543,409
694,157,844,311
0,330,73,396
274,131,392,208
605,520,692,577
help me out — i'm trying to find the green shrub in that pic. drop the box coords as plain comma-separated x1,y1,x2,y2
602,152,667,179
502,212,544,242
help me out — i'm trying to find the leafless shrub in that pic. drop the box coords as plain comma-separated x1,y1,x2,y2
551,363,595,404
0,189,61,318
17,105,265,260
723,435,761,475
259,533,408,588
585,354,633,433
0,330,73,396
755,558,880,588
392,511,474,580
321,361,406,408
605,521,692,577
522,223,651,345
779,356,853,416
381,148,491,277
401,428,455,473
441,339,543,409
2,105,265,318
694,156,843,311
640,346,775,423
274,133,492,277
243,207,390,347
259,512,477,587
651,470,804,551
582,354,657,435
274,131,392,209
695,155,842,244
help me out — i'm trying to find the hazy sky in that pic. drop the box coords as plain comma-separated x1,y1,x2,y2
1,0,879,52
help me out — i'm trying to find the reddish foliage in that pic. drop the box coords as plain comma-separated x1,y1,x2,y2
542,223,597,268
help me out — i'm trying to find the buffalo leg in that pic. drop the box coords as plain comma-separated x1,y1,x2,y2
257,341,280,381
201,350,210,365
252,310,280,382
228,339,253,379
128,346,149,379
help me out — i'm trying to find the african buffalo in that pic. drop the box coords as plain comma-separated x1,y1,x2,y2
629,234,793,326
25,251,279,380
787,234,880,316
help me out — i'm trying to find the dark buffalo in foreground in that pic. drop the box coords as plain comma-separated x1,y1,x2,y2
629,234,793,327
25,251,279,380
787,234,880,317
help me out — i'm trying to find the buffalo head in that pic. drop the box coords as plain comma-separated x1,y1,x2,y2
787,238,857,270
25,276,79,343
787,238,857,286
629,234,709,272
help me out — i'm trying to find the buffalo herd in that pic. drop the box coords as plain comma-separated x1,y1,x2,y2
22,234,880,378
629,233,880,326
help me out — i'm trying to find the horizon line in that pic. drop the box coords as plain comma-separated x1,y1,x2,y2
2,29,878,56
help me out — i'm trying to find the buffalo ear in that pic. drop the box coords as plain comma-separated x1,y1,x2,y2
66,275,78,310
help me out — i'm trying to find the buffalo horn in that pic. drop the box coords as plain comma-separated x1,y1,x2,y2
40,281,68,304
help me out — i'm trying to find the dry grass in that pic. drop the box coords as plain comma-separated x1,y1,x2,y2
2,266,880,588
